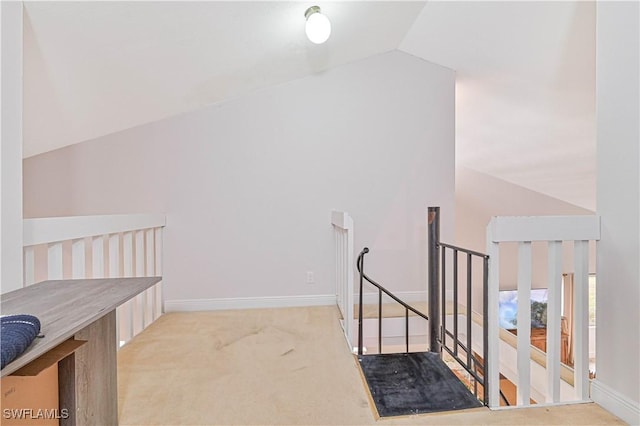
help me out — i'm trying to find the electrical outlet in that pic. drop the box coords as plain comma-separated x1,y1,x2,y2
306,271,315,284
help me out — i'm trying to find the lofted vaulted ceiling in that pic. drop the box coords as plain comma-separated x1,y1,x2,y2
22,1,596,210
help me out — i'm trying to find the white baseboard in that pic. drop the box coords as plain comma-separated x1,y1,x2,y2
165,290,432,312
591,379,640,425
358,290,453,306
164,294,336,312
358,290,427,305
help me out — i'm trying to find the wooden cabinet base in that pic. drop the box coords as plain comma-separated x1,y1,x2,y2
59,311,117,426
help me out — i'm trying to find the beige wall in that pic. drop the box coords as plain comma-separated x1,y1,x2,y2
24,50,456,305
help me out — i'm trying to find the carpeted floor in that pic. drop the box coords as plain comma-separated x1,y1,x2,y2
117,306,625,425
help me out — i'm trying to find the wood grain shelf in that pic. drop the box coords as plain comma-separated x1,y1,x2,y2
1,277,161,425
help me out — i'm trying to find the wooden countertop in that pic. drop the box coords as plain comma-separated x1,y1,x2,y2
1,277,161,377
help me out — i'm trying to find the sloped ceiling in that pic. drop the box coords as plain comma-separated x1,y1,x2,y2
22,1,595,210
400,1,595,210
23,1,425,157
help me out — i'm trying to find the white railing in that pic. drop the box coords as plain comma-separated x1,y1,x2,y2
486,215,600,408
23,214,166,347
331,210,354,347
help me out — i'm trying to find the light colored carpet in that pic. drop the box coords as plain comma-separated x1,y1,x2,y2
117,306,624,425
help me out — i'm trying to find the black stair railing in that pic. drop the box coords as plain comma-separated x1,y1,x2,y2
356,247,429,356
428,206,502,406
355,207,506,407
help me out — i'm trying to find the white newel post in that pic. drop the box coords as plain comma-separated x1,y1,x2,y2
331,211,355,349
573,240,590,400
486,224,501,408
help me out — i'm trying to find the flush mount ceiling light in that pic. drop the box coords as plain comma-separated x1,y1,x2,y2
304,6,331,44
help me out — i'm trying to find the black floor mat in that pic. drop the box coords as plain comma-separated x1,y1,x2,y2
358,352,482,417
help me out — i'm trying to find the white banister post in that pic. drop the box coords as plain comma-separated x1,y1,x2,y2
123,232,133,277
346,215,354,347
71,238,86,279
573,240,590,400
338,229,343,308
24,246,35,286
516,241,532,406
154,227,163,318
108,233,122,345
546,240,563,402
121,232,134,342
486,222,501,408
108,234,120,277
47,242,63,280
340,229,344,309
333,225,346,308
92,235,105,278
144,228,155,326
334,227,339,304
133,230,145,336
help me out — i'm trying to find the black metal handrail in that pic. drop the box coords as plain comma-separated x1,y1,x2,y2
356,247,428,356
428,206,501,407
438,242,490,403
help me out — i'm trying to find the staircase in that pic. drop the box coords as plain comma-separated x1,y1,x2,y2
354,206,491,417
332,206,600,415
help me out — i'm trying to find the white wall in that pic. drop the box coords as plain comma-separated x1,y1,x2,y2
24,50,455,306
593,2,640,423
1,1,24,294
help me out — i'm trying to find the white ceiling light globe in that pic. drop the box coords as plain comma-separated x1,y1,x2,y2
305,7,331,44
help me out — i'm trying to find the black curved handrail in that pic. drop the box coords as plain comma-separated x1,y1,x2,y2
356,247,428,356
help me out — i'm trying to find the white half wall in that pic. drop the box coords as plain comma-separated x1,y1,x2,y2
1,1,24,294
24,50,455,304
594,2,640,424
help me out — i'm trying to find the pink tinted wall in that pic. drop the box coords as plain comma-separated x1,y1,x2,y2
24,50,456,304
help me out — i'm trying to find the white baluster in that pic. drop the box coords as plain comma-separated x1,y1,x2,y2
121,232,134,341
133,230,145,336
123,231,133,277
546,240,562,402
516,241,532,406
109,233,125,346
92,235,105,278
24,246,35,286
338,230,343,314
145,228,155,326
154,227,163,318
48,242,63,280
332,230,342,307
71,238,86,279
108,234,120,277
573,240,590,400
